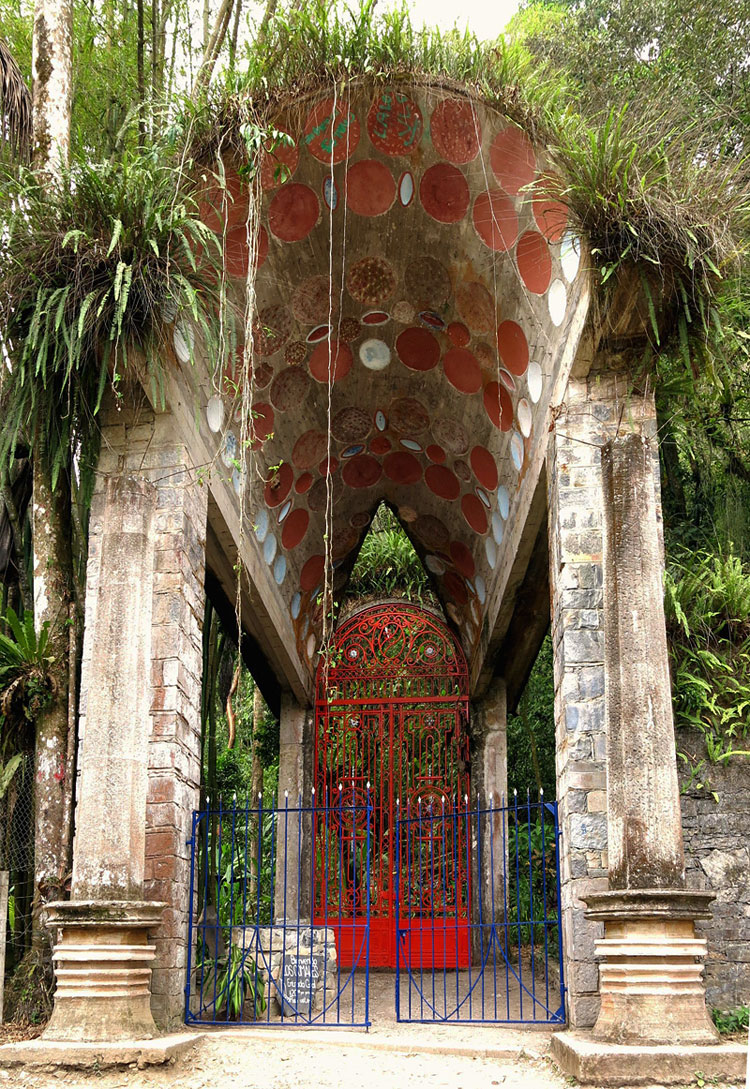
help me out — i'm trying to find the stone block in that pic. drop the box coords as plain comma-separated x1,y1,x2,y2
570,813,608,851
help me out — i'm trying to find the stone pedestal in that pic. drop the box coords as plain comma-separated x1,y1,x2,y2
44,901,165,1042
585,890,718,1044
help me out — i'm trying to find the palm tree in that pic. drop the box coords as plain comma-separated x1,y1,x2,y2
0,38,32,161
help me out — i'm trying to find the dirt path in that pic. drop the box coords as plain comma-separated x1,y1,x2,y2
4,1031,569,1089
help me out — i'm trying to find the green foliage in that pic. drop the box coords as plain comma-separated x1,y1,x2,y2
201,944,266,1021
665,550,750,761
711,1005,749,1035
348,504,435,605
506,812,559,948
507,636,556,798
0,141,229,488
0,607,55,751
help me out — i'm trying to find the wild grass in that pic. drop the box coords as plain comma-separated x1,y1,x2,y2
347,504,436,605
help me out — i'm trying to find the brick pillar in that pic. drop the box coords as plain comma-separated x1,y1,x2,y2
89,392,207,1029
546,365,658,1027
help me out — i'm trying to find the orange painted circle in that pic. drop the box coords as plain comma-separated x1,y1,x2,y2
345,160,396,217
295,472,313,494
444,570,468,605
426,444,446,464
419,162,470,223
430,99,481,164
533,193,568,243
472,189,519,252
292,430,328,469
425,465,461,501
268,183,319,242
367,91,423,156
383,451,422,485
461,493,488,534
282,508,309,550
250,402,274,444
483,382,513,431
497,320,529,376
260,132,299,190
516,230,552,294
342,454,382,489
369,435,392,455
303,98,360,164
447,322,470,347
300,554,325,592
264,461,293,507
396,327,441,371
490,127,536,196
443,347,482,394
470,446,499,491
308,339,354,383
450,541,476,579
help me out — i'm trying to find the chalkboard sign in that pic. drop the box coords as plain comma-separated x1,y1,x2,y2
278,953,324,1016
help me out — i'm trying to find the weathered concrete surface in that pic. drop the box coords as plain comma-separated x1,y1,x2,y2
601,434,684,890
0,1031,201,1069
471,678,507,932
274,695,312,920
679,728,750,1010
546,363,660,1027
551,1030,746,1086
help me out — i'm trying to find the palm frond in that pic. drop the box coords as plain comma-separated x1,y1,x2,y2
0,37,31,161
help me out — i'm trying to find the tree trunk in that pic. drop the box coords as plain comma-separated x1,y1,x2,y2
31,0,72,175
249,683,265,901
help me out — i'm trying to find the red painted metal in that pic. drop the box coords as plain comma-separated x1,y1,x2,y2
314,602,470,968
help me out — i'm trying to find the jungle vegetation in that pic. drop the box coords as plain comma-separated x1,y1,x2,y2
0,0,748,1018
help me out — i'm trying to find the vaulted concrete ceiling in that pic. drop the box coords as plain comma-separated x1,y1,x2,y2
166,82,591,701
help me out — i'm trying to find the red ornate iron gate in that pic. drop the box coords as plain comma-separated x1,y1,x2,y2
314,602,470,969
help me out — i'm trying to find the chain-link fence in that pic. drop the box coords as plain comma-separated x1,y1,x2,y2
2,749,35,983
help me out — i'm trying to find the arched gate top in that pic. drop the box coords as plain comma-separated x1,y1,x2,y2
316,601,469,704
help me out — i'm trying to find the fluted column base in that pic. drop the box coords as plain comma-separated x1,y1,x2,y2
584,890,718,1045
43,901,165,1042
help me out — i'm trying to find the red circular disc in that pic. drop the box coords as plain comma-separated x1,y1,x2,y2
304,98,360,164
383,451,422,485
260,132,300,190
483,382,513,431
319,456,339,476
346,256,396,305
295,472,313,494
345,160,396,217
443,347,482,394
473,189,519,252
426,444,446,464
342,454,382,489
461,493,488,533
430,99,481,164
264,462,293,507
447,322,470,347
490,127,536,196
282,508,309,550
367,91,423,156
419,162,470,223
369,435,391,455
533,193,568,242
250,402,274,444
292,430,328,469
450,541,476,579
309,339,354,383
517,230,552,294
199,168,248,232
396,327,441,371
497,320,529,376
456,280,494,333
270,367,311,412
268,183,319,242
444,571,469,605
225,223,267,278
470,446,499,490
425,465,460,501
300,554,325,592
389,397,429,435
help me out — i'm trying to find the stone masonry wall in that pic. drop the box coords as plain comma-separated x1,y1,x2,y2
679,729,750,1011
82,389,207,1029
546,363,659,1027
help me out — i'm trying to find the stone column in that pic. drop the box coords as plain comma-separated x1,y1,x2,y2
584,432,716,1045
471,679,507,942
275,695,312,921
44,475,164,1042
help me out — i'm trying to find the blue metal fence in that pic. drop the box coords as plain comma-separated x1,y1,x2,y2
185,791,372,1026
395,792,565,1024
